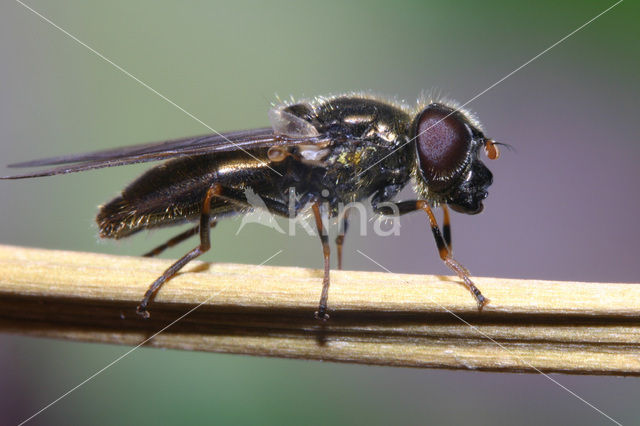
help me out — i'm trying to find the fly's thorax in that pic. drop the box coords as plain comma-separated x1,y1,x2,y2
313,96,411,138
275,96,416,206
311,96,414,173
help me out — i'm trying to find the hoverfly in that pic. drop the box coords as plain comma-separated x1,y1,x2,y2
2,94,502,320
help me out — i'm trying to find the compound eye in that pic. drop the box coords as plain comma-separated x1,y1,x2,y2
415,105,472,191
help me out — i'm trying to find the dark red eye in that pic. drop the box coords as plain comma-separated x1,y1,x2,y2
415,104,472,191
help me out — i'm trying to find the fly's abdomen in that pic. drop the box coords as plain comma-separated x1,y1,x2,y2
97,151,276,239
97,157,218,239
97,192,205,239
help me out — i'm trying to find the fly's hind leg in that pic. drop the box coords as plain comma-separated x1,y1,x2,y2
136,184,222,318
143,221,217,258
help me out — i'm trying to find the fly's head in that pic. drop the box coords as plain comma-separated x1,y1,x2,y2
411,103,501,214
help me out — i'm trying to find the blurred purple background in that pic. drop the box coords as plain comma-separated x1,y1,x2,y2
1,1,638,425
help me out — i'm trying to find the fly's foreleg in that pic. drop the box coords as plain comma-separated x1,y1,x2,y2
416,201,486,309
374,200,487,310
441,204,452,253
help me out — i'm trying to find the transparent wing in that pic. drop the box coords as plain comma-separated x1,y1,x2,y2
268,108,319,138
2,124,330,179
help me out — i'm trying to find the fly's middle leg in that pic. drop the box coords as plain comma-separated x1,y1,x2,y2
335,207,351,270
311,202,331,321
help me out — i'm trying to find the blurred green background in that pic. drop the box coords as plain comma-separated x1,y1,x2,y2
1,1,639,425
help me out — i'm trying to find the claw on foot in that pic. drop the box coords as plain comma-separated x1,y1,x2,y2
314,310,330,321
136,304,150,319
476,296,490,311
